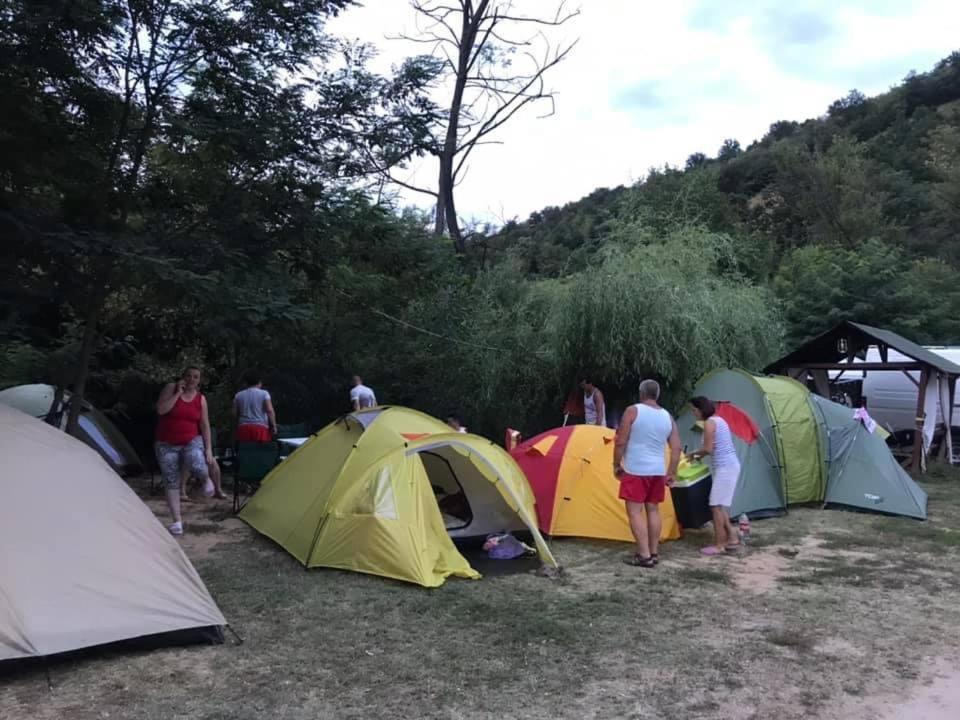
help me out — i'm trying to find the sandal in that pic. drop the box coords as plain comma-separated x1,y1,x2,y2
724,543,741,553
651,553,660,566
700,546,724,556
623,554,656,568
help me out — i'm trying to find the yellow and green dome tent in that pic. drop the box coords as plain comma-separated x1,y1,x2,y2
240,406,558,587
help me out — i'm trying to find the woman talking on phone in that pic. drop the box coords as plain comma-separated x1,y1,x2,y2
154,366,215,536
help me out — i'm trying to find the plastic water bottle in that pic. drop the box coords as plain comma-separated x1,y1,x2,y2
738,514,751,543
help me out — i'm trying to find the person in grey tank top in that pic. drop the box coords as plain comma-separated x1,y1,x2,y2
690,396,742,556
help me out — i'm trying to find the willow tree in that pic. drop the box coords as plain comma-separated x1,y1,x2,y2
551,224,784,412
388,0,578,253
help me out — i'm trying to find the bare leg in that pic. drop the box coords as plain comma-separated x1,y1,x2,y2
645,504,661,557
626,501,651,558
166,488,182,525
180,465,190,501
209,460,227,499
724,511,740,547
710,506,729,550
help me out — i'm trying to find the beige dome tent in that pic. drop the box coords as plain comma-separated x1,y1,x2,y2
0,404,225,663
0,383,143,476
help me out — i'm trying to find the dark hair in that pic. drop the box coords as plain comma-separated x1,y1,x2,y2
690,396,716,418
182,365,201,376
242,369,262,387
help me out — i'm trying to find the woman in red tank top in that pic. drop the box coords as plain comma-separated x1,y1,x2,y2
154,366,215,535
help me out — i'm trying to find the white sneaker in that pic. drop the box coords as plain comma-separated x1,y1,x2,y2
169,521,184,536
202,478,215,497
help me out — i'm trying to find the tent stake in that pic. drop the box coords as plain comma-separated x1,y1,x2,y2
226,624,244,646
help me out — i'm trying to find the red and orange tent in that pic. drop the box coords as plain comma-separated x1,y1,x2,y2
511,425,682,543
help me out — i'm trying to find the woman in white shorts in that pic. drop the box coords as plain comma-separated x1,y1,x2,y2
689,396,741,556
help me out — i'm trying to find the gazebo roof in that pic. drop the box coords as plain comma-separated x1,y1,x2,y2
764,321,960,376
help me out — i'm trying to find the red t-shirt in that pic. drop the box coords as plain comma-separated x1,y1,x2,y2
156,392,203,445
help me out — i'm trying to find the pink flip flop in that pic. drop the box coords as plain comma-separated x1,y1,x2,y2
700,546,723,556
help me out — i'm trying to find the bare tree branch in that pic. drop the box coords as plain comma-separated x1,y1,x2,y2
375,1,579,252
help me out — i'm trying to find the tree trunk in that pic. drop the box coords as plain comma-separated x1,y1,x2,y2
65,294,105,437
432,1,479,253
436,149,464,252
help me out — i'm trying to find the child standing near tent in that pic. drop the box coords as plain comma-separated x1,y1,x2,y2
689,396,741,556
155,367,215,536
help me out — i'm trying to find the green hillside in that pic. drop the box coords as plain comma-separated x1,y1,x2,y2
2,0,957,441
488,51,960,345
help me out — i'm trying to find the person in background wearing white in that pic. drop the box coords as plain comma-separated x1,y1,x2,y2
613,379,680,568
350,375,377,410
689,396,742,556
233,370,277,442
581,378,606,427
446,413,467,433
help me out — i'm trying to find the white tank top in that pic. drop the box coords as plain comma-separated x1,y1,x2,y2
584,391,606,427
622,404,673,475
709,416,739,469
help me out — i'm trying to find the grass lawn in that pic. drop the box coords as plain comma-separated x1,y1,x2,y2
3,466,960,719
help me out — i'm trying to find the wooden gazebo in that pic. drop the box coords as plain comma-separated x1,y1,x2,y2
764,321,960,471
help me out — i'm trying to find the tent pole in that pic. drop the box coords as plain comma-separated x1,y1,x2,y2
909,368,930,473
946,376,957,465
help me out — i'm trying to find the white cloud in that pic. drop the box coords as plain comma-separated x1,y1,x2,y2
326,0,960,224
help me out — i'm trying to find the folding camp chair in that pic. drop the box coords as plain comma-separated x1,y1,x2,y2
233,441,280,513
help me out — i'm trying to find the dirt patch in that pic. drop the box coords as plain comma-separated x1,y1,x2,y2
828,657,960,720
730,549,790,593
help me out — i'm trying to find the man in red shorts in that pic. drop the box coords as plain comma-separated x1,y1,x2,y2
613,379,680,568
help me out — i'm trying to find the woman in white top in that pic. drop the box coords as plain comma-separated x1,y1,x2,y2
689,396,741,556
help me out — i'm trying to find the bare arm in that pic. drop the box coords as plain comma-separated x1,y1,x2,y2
595,390,605,426
666,419,681,480
200,396,213,461
156,382,181,415
613,406,637,474
693,419,716,459
265,397,277,434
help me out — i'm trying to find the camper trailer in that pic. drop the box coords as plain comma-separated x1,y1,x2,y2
859,347,960,434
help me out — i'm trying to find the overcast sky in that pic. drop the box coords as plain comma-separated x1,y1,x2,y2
328,1,960,225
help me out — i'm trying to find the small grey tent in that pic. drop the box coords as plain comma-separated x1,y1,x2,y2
0,404,225,663
0,383,142,476
677,369,927,520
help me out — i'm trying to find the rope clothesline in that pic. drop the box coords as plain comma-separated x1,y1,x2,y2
334,288,517,354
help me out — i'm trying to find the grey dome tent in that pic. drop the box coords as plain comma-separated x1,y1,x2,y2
677,369,927,520
0,383,142,476
0,404,225,664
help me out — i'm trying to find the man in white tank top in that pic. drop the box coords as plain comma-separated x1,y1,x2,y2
613,379,680,568
580,379,606,427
